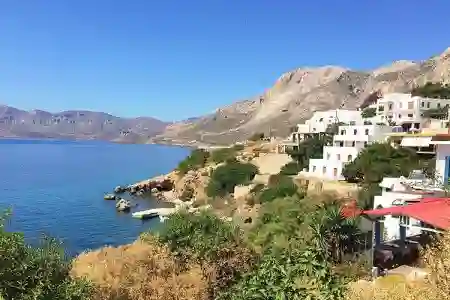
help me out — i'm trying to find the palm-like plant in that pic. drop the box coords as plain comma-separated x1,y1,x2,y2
310,201,362,263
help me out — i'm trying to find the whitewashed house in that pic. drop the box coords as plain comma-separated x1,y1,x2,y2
375,93,450,130
291,109,364,143
302,123,392,180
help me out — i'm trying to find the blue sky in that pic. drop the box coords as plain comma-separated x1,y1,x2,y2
0,0,448,121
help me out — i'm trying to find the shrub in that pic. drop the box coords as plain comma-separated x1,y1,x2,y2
211,147,236,164
159,212,256,298
177,149,210,174
249,132,264,141
0,211,94,300
411,82,450,99
279,161,302,175
206,161,259,197
361,107,376,118
259,175,302,203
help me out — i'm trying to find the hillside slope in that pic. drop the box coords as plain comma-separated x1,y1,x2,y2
152,47,450,146
0,106,169,143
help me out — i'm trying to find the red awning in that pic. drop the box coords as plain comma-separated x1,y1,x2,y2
363,198,450,230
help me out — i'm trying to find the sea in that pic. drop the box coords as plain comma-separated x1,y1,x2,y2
0,139,190,256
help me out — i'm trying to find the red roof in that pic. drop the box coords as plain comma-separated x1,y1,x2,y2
363,197,450,230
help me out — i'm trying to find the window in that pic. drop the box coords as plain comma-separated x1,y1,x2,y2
399,102,402,109
333,168,338,177
327,153,330,160
313,128,316,131
353,129,357,135
364,141,368,147
398,114,402,119
378,105,384,112
339,141,344,147
365,129,369,135
323,166,326,174
347,154,352,161
408,113,413,118
337,154,341,160
351,141,356,147
312,166,316,172
408,102,414,109
421,102,424,108
388,103,393,110
340,130,345,135
350,121,356,125
427,102,430,108
437,103,441,109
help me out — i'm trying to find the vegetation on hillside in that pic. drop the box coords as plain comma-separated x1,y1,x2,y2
211,147,238,164
411,82,450,99
287,133,332,170
279,161,302,175
361,107,377,118
206,160,258,197
177,149,210,174
249,132,265,141
422,107,448,119
0,211,93,300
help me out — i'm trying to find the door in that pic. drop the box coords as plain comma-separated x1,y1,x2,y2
445,156,450,186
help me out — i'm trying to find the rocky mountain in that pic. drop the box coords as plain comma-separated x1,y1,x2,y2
0,106,169,143
152,47,450,146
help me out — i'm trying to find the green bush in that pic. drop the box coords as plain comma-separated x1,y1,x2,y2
411,82,450,99
361,107,376,118
206,161,259,197
0,212,94,300
279,161,302,175
177,149,210,174
211,147,237,164
258,175,302,203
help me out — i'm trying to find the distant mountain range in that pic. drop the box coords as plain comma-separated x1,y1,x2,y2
0,106,169,143
151,46,450,146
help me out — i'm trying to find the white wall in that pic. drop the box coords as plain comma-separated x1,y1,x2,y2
435,144,450,185
373,185,423,242
377,93,450,127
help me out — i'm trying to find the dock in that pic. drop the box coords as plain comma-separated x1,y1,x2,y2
132,207,177,219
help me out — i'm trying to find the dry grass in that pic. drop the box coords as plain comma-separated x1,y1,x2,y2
346,233,450,300
71,235,207,300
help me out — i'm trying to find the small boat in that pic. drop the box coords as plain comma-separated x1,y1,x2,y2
104,193,116,200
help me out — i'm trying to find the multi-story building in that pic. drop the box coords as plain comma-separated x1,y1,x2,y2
291,109,364,143
302,123,392,180
375,93,450,131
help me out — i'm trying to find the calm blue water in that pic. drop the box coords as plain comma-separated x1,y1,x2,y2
0,139,189,256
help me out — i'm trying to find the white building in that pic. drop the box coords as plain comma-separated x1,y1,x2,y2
373,177,428,241
375,93,450,130
303,123,392,180
291,109,364,143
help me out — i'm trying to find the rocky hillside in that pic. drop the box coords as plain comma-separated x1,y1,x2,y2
152,47,450,146
0,106,169,143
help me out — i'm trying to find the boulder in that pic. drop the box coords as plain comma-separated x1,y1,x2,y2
114,186,127,194
116,199,131,212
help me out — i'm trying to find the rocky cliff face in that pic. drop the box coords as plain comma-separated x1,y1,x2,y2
0,107,169,143
152,47,450,145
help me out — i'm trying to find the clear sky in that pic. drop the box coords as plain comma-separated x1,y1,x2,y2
0,0,448,121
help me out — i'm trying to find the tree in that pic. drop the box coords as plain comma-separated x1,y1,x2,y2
287,134,331,169
308,200,362,263
361,107,377,118
0,212,93,300
342,143,418,183
411,82,450,99
206,161,259,197
279,161,302,175
211,147,237,164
